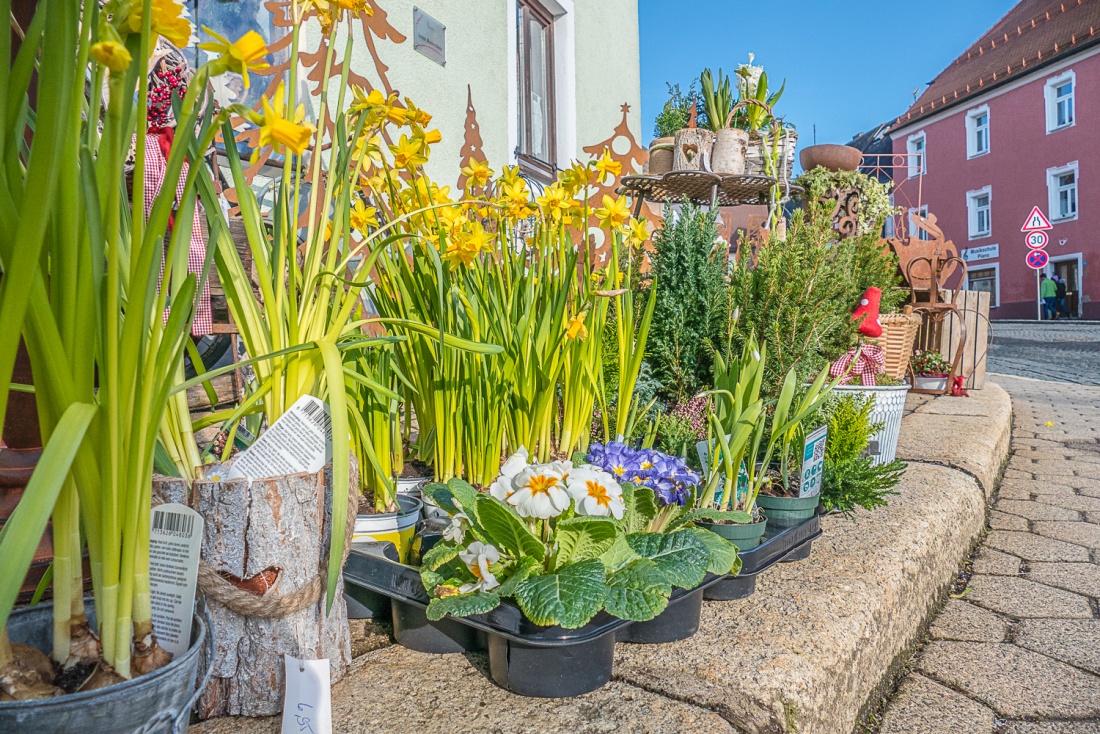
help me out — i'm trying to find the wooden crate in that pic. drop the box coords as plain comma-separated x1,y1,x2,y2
939,289,991,389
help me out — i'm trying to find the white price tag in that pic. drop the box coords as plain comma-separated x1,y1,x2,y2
227,395,333,481
799,425,828,499
149,503,203,658
282,656,332,734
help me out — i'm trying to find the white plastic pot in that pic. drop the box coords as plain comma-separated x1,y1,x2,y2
396,476,430,500
832,383,910,466
912,375,948,392
353,494,423,563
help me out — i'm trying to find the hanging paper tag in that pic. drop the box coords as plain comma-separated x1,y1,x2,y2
282,656,332,734
149,503,204,658
226,395,333,481
799,425,828,499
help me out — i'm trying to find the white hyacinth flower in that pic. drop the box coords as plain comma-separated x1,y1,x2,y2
489,446,530,501
458,541,501,593
565,466,625,519
507,464,570,519
443,511,469,543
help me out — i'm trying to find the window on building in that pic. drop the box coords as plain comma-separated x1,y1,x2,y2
967,266,998,308
906,132,926,177
966,106,989,158
967,187,991,239
1047,162,1078,221
1045,71,1075,133
517,0,556,180
909,205,931,241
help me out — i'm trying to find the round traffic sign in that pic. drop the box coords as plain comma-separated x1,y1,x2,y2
1026,249,1049,270
1026,231,1048,249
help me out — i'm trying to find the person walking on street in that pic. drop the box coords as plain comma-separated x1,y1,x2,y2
1053,274,1072,318
1040,274,1058,320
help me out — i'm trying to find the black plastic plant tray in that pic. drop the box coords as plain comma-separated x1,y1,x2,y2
740,509,822,576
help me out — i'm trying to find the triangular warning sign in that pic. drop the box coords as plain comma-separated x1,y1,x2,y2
1021,206,1053,232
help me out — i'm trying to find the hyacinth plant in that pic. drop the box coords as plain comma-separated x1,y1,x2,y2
365,137,652,485
417,449,740,628
0,0,258,691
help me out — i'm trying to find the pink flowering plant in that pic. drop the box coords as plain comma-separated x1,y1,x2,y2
418,447,742,628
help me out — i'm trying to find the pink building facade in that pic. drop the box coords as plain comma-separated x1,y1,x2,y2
889,2,1100,319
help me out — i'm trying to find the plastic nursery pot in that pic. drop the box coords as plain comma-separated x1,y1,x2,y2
755,493,819,528
703,511,823,601
391,599,487,654
396,476,430,500
344,539,399,620
0,599,211,734
353,493,423,563
488,631,615,698
617,586,704,644
697,516,767,549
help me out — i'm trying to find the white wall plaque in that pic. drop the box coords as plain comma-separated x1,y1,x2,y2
413,7,446,66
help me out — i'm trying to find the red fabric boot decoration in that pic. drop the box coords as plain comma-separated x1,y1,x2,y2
852,287,883,338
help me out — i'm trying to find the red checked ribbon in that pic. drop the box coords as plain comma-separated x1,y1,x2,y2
829,344,886,386
143,128,213,336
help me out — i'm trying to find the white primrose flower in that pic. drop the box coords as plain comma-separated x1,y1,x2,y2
443,511,470,543
489,446,530,501
458,541,501,593
566,466,625,519
507,464,570,519
546,458,573,481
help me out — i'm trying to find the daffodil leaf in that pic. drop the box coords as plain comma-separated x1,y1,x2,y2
620,483,658,534
513,559,606,629
668,508,754,532
604,558,671,621
421,541,462,571
626,530,710,590
475,495,545,561
599,534,642,572
551,517,619,570
494,556,542,598
690,526,742,576
426,591,501,621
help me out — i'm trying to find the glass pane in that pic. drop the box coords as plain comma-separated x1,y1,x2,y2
527,15,550,161
518,5,528,155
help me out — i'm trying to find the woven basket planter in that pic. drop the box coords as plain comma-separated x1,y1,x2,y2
878,313,922,380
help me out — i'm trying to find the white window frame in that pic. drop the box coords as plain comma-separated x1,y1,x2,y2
1047,161,1079,222
906,131,926,177
1044,70,1076,133
966,263,1000,309
909,205,931,240
966,186,992,239
965,104,990,158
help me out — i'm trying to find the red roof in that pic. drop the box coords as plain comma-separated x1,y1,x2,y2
892,0,1100,130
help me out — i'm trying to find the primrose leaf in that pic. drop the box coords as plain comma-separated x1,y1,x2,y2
600,534,642,572
513,558,606,628
690,526,742,576
626,529,710,590
604,558,671,621
494,556,543,598
552,517,619,569
475,495,545,560
621,483,658,534
420,541,461,571
426,591,501,621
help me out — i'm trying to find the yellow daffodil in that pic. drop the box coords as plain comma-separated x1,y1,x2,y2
198,27,270,89
350,199,379,232
351,87,406,126
499,180,533,220
352,133,384,169
560,160,591,194
403,98,433,126
624,217,649,248
419,128,442,145
461,158,493,190
253,83,315,164
594,148,622,182
91,41,132,72
127,0,192,49
536,184,578,223
565,312,589,341
389,134,427,168
442,233,482,268
499,165,522,186
595,194,629,230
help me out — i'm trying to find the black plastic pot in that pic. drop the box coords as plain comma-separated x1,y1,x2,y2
703,510,821,601
0,599,213,734
488,629,615,697
617,586,703,644
391,598,486,654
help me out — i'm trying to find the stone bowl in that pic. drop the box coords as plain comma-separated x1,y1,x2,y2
799,144,862,173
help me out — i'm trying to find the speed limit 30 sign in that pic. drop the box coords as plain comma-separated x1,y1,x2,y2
1026,231,1048,249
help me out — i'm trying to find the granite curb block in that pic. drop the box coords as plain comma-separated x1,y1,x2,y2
193,387,1012,734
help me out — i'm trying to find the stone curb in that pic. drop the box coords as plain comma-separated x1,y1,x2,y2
193,387,1013,734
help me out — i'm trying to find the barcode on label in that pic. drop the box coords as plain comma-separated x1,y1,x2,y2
153,509,194,537
302,400,332,436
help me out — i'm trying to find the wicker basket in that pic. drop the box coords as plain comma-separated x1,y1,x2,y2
878,313,922,380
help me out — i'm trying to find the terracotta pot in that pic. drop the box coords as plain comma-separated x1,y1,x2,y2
799,144,862,173
648,136,675,175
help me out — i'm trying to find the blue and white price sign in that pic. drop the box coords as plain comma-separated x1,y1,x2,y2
799,425,828,499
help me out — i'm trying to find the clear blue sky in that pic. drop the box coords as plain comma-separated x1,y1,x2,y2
639,0,1018,152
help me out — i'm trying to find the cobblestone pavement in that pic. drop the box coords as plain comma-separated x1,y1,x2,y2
879,371,1100,733
988,321,1100,384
